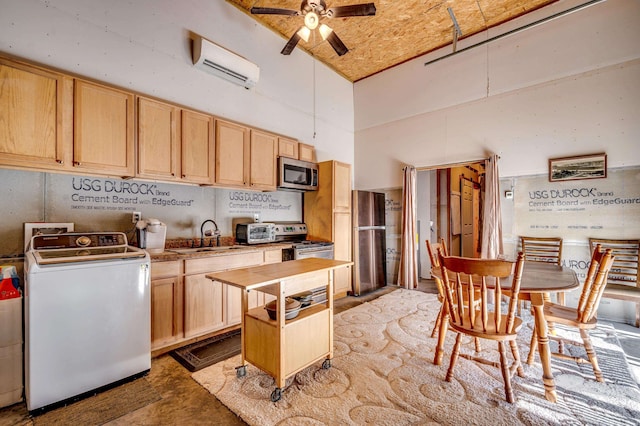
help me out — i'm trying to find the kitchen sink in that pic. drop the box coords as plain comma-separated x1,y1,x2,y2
168,246,246,254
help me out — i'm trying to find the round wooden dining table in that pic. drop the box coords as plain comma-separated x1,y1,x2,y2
431,260,580,403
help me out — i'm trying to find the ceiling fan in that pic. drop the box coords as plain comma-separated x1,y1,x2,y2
250,0,376,56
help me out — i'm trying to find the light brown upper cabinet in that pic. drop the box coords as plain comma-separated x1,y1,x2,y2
181,109,215,185
0,58,73,171
215,119,249,187
215,120,278,191
137,97,214,185
278,137,298,159
298,142,316,163
137,97,181,181
249,129,278,191
73,79,135,177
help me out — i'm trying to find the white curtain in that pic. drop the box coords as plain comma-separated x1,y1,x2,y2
398,165,418,289
481,154,503,259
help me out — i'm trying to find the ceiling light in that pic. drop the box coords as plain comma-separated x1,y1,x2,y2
318,23,333,40
297,26,311,42
304,12,319,30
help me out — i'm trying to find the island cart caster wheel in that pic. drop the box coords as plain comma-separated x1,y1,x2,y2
235,365,247,378
270,388,282,402
322,359,331,369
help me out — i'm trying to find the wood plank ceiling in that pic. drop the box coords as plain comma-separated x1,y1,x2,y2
226,0,558,82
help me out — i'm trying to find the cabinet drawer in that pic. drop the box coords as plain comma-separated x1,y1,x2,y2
263,249,283,264
282,270,328,296
185,251,263,275
151,260,181,279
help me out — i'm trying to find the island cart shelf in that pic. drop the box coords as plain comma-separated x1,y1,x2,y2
206,258,352,402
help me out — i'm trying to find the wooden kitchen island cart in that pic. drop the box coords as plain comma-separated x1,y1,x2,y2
206,258,352,402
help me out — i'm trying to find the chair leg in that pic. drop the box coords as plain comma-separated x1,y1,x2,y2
635,302,639,328
555,326,564,354
580,328,604,382
542,293,562,353
498,341,515,403
431,305,443,338
527,325,538,365
434,310,449,365
509,340,524,377
474,337,482,353
445,333,463,382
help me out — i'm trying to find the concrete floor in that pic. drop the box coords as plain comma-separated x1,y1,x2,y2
2,281,638,425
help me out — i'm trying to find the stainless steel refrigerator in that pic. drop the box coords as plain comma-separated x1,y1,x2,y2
352,190,387,295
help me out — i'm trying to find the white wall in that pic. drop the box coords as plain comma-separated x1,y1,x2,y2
353,0,640,190
0,0,354,165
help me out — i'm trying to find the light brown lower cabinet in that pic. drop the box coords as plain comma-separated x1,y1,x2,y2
184,252,263,338
151,249,287,353
184,274,225,339
150,261,183,351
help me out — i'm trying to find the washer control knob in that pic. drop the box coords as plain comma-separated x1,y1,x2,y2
76,236,92,247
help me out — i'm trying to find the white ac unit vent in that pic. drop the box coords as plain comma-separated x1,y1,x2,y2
192,36,259,89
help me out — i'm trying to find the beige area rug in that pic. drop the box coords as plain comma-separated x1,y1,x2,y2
192,289,640,425
33,377,160,425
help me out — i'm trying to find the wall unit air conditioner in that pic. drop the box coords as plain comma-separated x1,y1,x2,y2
192,37,259,89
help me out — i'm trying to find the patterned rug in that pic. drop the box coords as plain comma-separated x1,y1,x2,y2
192,289,640,425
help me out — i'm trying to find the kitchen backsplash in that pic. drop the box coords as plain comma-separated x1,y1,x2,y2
0,169,302,257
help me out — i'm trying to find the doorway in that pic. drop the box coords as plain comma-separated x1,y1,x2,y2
417,161,485,277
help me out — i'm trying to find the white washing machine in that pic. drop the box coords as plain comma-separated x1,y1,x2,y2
24,232,150,413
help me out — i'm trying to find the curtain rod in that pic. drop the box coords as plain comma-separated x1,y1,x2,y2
415,157,490,171
424,0,606,67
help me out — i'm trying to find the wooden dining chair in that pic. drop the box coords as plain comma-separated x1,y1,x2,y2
427,240,483,364
527,245,615,382
426,238,448,338
438,251,526,403
588,238,640,328
520,236,564,305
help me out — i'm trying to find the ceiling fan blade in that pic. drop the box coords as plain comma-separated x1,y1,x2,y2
281,30,302,55
325,31,348,56
250,7,299,16
326,3,376,18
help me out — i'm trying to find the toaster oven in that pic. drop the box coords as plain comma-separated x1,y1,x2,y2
235,222,275,244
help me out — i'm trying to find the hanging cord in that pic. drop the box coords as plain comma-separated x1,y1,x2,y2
313,59,317,139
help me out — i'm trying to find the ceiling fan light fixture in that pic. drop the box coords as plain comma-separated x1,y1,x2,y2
297,26,311,42
304,12,319,30
318,23,333,40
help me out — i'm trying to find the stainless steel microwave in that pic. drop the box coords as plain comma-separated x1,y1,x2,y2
278,157,318,191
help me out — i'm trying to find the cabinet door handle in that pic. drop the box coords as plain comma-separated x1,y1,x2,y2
74,161,81,166
56,159,64,164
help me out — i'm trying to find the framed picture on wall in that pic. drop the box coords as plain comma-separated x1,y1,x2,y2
549,153,607,182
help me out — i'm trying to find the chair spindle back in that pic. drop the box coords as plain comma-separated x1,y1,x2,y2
520,236,563,265
576,245,615,323
438,251,525,335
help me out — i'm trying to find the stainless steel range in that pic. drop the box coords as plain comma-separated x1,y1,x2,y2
273,223,334,261
274,223,334,303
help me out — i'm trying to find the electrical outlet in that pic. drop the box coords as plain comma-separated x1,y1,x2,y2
132,211,142,223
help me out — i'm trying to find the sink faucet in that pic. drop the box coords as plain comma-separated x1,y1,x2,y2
200,219,220,247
